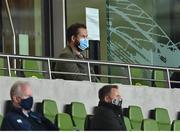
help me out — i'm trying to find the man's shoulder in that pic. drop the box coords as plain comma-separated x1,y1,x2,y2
59,46,73,58
4,111,23,120
2,111,30,128
95,106,114,116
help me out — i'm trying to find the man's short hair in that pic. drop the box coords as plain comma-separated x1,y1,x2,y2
10,81,30,100
98,85,118,101
66,23,87,42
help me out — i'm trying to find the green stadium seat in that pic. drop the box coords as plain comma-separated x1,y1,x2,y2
155,108,171,131
71,102,87,130
10,71,17,77
0,114,3,127
55,113,75,131
172,120,180,131
0,58,17,77
154,70,167,88
123,116,132,131
42,99,59,123
0,58,5,76
23,60,44,78
131,68,149,86
142,119,159,131
129,105,144,130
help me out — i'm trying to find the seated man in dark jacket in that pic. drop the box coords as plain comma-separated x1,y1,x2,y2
91,85,126,131
1,81,58,131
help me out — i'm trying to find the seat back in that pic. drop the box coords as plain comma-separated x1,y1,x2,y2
155,108,171,130
129,105,144,130
23,60,44,78
0,58,17,77
71,102,87,130
142,119,159,131
0,58,5,76
56,113,74,131
123,116,132,131
131,68,149,86
172,120,180,131
42,99,59,123
154,70,167,88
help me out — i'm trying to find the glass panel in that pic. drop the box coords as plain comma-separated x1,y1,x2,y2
1,0,48,56
66,0,107,60
107,0,180,68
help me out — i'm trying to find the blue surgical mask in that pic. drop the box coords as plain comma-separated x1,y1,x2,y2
20,96,33,110
78,38,89,51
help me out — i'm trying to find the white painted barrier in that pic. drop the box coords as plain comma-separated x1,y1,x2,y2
0,76,180,122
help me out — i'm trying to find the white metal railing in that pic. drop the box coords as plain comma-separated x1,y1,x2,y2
0,54,180,88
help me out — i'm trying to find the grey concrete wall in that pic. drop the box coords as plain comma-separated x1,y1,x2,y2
0,76,180,122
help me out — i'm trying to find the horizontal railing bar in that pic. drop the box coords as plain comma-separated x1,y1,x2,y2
10,68,48,73
170,81,180,83
131,77,167,82
1,54,180,89
1,54,180,72
0,68,8,70
51,71,88,76
91,74,129,79
152,80,167,82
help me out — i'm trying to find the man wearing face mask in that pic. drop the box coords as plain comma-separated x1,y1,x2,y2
54,23,99,82
1,81,58,130
91,85,126,130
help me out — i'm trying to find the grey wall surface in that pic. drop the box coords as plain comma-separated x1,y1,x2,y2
0,76,180,122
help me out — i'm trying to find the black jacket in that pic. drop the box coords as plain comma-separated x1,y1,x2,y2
1,107,58,131
91,101,126,131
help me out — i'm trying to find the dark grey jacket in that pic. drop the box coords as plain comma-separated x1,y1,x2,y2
54,46,98,82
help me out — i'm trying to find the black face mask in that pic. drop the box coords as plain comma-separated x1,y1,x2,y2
112,98,123,107
20,96,33,110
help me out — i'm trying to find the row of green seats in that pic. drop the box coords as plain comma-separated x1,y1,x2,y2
131,68,167,88
125,116,180,131
1,100,180,131
127,105,179,131
0,58,44,79
124,116,159,131
42,99,87,131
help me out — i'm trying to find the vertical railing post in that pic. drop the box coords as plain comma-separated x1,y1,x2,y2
4,0,17,72
128,65,132,85
47,58,52,79
166,68,171,88
7,56,11,77
87,62,92,82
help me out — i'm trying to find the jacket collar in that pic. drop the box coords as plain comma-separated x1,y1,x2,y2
67,45,85,59
98,101,123,115
12,107,31,118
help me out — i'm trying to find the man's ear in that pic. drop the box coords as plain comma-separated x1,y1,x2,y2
13,96,21,104
104,96,110,102
71,35,76,42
